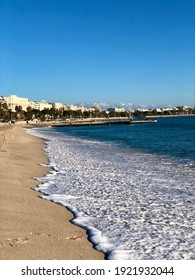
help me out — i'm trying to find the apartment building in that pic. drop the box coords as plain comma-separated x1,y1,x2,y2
0,96,6,104
33,101,52,111
107,107,125,113
177,105,192,112
3,95,33,111
52,102,65,110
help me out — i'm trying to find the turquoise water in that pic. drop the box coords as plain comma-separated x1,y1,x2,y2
28,116,195,259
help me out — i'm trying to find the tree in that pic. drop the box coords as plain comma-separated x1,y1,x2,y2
0,102,9,120
15,105,25,120
63,110,74,118
26,106,32,112
83,111,90,118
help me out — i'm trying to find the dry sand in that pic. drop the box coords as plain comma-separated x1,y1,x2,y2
0,124,104,260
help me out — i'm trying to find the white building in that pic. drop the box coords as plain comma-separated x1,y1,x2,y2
33,101,52,111
3,95,33,111
161,107,175,112
73,105,86,112
52,102,65,110
136,108,152,113
0,96,6,104
177,105,192,112
107,107,125,113
154,108,163,113
86,107,96,112
64,105,85,111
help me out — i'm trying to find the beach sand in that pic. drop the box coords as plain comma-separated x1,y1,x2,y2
0,124,104,260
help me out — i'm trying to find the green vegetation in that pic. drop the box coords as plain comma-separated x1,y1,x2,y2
0,101,195,123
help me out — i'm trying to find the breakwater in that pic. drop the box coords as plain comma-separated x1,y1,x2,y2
47,118,157,127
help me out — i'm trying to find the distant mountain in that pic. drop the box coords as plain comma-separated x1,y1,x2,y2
76,102,164,111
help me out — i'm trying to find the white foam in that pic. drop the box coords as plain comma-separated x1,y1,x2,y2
27,127,195,260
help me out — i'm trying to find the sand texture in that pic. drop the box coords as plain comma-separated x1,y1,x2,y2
0,124,104,260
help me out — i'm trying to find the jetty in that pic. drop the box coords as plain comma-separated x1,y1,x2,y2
35,118,157,127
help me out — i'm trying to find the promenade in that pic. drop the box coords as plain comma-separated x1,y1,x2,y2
29,118,158,127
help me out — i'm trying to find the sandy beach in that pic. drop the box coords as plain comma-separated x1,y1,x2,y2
0,124,104,260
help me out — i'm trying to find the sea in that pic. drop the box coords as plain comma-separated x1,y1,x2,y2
27,116,195,260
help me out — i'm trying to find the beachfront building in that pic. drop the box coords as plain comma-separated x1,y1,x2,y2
161,107,177,113
107,107,125,113
177,105,192,113
0,96,6,104
86,107,96,112
73,105,86,112
3,95,33,112
136,108,152,113
66,104,84,111
52,102,65,110
154,108,163,113
63,104,93,112
33,101,52,111
63,104,76,111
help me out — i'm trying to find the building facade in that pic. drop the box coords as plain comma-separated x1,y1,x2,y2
52,102,65,110
33,101,52,111
3,95,33,111
107,107,125,113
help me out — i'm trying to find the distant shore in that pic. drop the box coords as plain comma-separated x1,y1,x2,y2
23,114,194,128
146,114,195,118
0,114,194,128
11,117,156,127
0,124,104,260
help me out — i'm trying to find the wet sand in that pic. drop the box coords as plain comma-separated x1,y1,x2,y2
0,124,104,260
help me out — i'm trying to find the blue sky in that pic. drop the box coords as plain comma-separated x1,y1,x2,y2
1,0,195,106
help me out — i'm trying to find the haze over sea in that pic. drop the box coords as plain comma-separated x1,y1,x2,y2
28,116,195,259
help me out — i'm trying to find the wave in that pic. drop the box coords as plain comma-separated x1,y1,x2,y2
27,127,195,260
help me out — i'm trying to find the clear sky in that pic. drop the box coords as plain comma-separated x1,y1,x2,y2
1,0,195,107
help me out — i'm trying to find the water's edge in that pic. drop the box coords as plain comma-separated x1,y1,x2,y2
30,134,109,259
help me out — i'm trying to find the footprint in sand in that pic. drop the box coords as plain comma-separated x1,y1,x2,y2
66,236,82,241
8,237,29,247
30,232,52,237
29,232,44,236
8,233,76,247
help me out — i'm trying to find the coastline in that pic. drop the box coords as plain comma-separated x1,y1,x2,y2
145,114,195,118
22,114,195,128
0,124,104,260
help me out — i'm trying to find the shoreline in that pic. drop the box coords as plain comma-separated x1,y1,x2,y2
0,124,104,260
145,114,195,118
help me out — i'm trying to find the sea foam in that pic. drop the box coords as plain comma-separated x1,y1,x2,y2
27,127,195,260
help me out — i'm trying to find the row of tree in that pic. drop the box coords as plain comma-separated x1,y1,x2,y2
0,106,63,122
0,104,129,121
0,102,195,122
